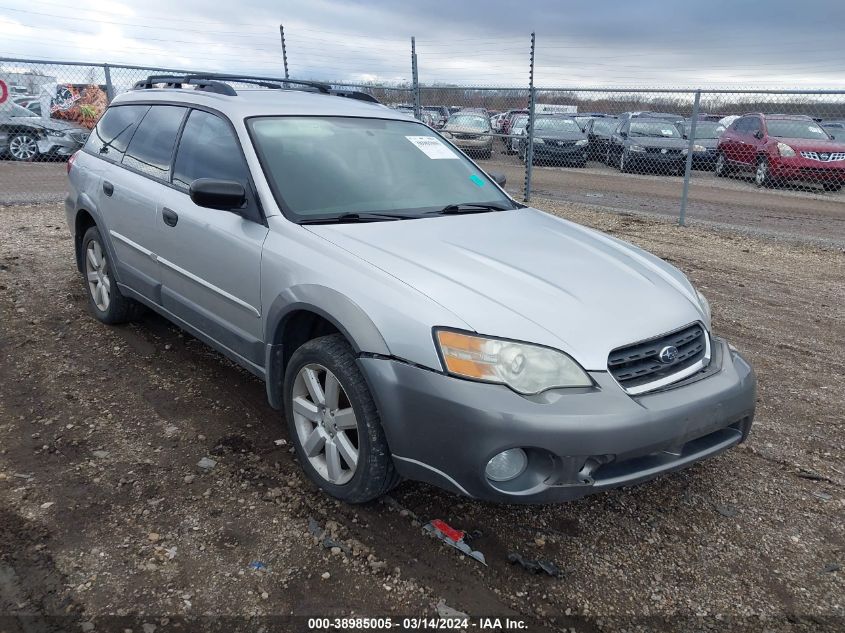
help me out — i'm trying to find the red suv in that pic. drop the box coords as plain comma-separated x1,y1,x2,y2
716,114,845,191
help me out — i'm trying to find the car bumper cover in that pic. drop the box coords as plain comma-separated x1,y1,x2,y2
359,337,755,503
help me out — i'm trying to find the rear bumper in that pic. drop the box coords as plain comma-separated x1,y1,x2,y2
360,337,755,503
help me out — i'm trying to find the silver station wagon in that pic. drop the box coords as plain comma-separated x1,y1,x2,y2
66,74,756,504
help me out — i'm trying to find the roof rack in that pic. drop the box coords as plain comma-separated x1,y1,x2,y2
133,73,380,103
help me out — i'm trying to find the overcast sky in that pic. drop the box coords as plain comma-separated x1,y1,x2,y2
1,0,844,88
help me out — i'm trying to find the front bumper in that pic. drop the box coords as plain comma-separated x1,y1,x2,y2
37,135,85,157
360,337,755,503
770,157,845,183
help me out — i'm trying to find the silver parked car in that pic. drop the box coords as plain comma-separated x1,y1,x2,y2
66,74,755,504
1,102,89,161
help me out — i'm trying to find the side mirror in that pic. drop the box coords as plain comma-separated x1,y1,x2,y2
754,130,764,139
619,131,627,138
488,171,507,187
189,178,246,211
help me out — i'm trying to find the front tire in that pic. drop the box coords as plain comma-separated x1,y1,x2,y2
284,334,399,503
81,226,141,324
619,149,630,173
715,152,730,177
8,133,39,161
755,156,774,188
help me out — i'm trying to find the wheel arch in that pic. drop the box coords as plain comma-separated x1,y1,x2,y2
263,285,390,410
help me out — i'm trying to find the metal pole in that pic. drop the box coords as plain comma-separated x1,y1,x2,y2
279,25,290,79
411,37,421,120
679,89,701,226
523,32,537,203
103,63,114,103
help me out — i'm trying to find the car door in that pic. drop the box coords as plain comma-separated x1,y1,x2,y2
739,116,763,166
86,104,172,302
155,108,269,371
720,117,745,164
608,119,628,163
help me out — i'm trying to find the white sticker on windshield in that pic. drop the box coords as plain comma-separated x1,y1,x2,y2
661,129,674,135
406,135,459,159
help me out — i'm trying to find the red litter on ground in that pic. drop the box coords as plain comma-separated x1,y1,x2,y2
423,519,487,566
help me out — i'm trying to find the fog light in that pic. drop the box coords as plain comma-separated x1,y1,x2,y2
485,448,528,482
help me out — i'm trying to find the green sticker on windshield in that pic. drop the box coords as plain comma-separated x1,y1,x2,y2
469,174,485,187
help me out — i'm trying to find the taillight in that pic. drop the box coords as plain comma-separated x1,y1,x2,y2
67,150,78,175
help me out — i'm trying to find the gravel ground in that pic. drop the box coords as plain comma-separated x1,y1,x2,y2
0,202,843,633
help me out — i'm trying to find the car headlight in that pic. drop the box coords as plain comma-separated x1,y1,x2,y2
46,129,68,138
575,139,589,147
533,137,545,144
441,131,453,139
435,329,592,394
696,290,711,328
693,144,707,153
681,148,689,155
777,142,796,157
628,144,646,152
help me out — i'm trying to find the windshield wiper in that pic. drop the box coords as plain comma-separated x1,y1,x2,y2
427,202,512,215
299,212,412,225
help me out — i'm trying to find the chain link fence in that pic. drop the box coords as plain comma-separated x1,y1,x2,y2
2,57,844,242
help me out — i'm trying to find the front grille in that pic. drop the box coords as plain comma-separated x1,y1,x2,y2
800,151,845,162
455,133,480,140
645,147,681,155
608,323,709,393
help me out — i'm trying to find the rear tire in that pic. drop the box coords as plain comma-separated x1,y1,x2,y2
284,334,400,503
822,183,842,192
81,226,142,324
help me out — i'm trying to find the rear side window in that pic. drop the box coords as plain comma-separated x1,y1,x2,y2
122,105,186,181
84,105,149,162
172,110,249,191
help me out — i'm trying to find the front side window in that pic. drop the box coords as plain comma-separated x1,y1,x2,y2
249,117,513,220
84,104,149,161
173,110,249,190
766,119,831,140
122,105,186,180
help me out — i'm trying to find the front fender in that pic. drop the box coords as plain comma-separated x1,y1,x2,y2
263,284,391,409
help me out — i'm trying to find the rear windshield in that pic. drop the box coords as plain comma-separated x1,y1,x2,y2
249,116,512,220
629,121,681,138
766,119,831,140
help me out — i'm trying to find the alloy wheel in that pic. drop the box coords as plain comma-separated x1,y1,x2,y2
85,239,111,312
715,153,725,176
291,363,359,485
9,134,38,161
755,160,767,186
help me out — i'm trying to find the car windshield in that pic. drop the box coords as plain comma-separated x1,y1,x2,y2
592,118,618,134
535,117,581,133
446,114,488,130
629,121,681,138
249,117,513,220
687,122,726,139
766,119,831,140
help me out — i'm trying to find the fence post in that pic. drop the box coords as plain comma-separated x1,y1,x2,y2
679,89,701,226
523,32,537,203
103,63,114,103
411,37,420,120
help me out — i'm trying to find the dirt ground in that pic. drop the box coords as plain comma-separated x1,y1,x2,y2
0,202,843,633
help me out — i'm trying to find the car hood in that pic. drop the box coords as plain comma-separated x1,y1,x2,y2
693,138,719,149
443,126,488,136
627,136,687,149
773,137,845,152
305,208,706,370
5,116,87,132
535,130,586,141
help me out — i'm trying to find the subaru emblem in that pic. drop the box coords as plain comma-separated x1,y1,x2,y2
661,148,668,154
658,345,678,364
820,153,830,161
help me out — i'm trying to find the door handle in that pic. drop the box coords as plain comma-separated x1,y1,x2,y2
162,207,179,227
102,181,114,197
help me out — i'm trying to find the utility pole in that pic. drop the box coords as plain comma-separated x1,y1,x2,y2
523,32,537,203
279,24,290,79
411,36,421,120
